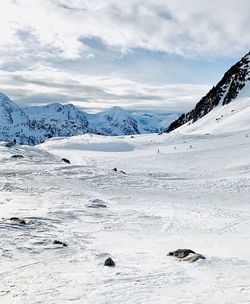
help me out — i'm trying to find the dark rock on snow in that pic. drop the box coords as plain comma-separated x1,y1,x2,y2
167,249,205,263
5,139,17,148
104,257,115,267
167,249,195,258
86,199,107,208
53,240,68,247
11,155,24,159
113,167,126,174
62,158,71,164
10,217,26,225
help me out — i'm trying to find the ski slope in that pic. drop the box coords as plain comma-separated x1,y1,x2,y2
175,97,250,135
0,128,249,303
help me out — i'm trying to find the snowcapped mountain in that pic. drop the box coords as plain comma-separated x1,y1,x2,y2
0,93,33,144
87,106,140,136
167,51,250,133
0,93,173,144
87,106,178,136
132,112,179,134
0,92,28,125
25,103,89,139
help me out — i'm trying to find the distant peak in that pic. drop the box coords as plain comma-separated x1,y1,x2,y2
0,92,12,101
104,106,126,113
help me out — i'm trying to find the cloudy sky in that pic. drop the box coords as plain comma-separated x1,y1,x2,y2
0,0,249,113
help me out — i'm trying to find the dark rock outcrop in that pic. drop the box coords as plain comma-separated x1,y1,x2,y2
5,139,17,148
62,158,71,164
167,249,205,263
112,168,126,174
167,249,195,258
86,199,107,208
10,217,26,225
11,155,24,159
104,257,115,267
53,240,68,247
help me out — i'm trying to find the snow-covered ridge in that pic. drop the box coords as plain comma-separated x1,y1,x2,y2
167,51,250,132
0,93,176,145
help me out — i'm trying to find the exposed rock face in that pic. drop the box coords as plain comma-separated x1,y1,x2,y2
167,52,250,132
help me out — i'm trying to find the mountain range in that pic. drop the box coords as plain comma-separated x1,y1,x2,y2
1,51,250,145
0,93,177,145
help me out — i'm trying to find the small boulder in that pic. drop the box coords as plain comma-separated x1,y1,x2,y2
112,168,126,174
86,199,107,208
10,217,26,225
11,155,24,159
167,249,195,258
104,257,115,267
62,158,70,164
53,240,68,247
167,249,205,263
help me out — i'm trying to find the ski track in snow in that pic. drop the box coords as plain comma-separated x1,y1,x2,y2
0,130,250,304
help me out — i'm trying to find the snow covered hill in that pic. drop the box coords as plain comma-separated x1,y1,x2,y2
0,129,249,303
174,96,250,134
0,93,173,144
167,51,250,133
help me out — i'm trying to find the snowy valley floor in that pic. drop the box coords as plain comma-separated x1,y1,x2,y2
0,130,250,303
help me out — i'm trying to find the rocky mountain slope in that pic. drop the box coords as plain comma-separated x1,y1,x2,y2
25,103,89,139
0,93,172,144
167,52,250,132
87,106,140,136
0,93,35,144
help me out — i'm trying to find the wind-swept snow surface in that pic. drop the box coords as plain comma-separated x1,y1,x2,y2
0,129,250,303
174,96,250,135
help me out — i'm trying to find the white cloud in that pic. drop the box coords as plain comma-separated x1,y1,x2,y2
0,0,247,113
0,0,249,61
0,67,210,113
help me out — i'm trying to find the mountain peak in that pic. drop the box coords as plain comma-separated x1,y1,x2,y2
102,106,129,119
0,91,29,126
167,51,250,133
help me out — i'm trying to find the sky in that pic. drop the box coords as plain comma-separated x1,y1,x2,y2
0,0,250,114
